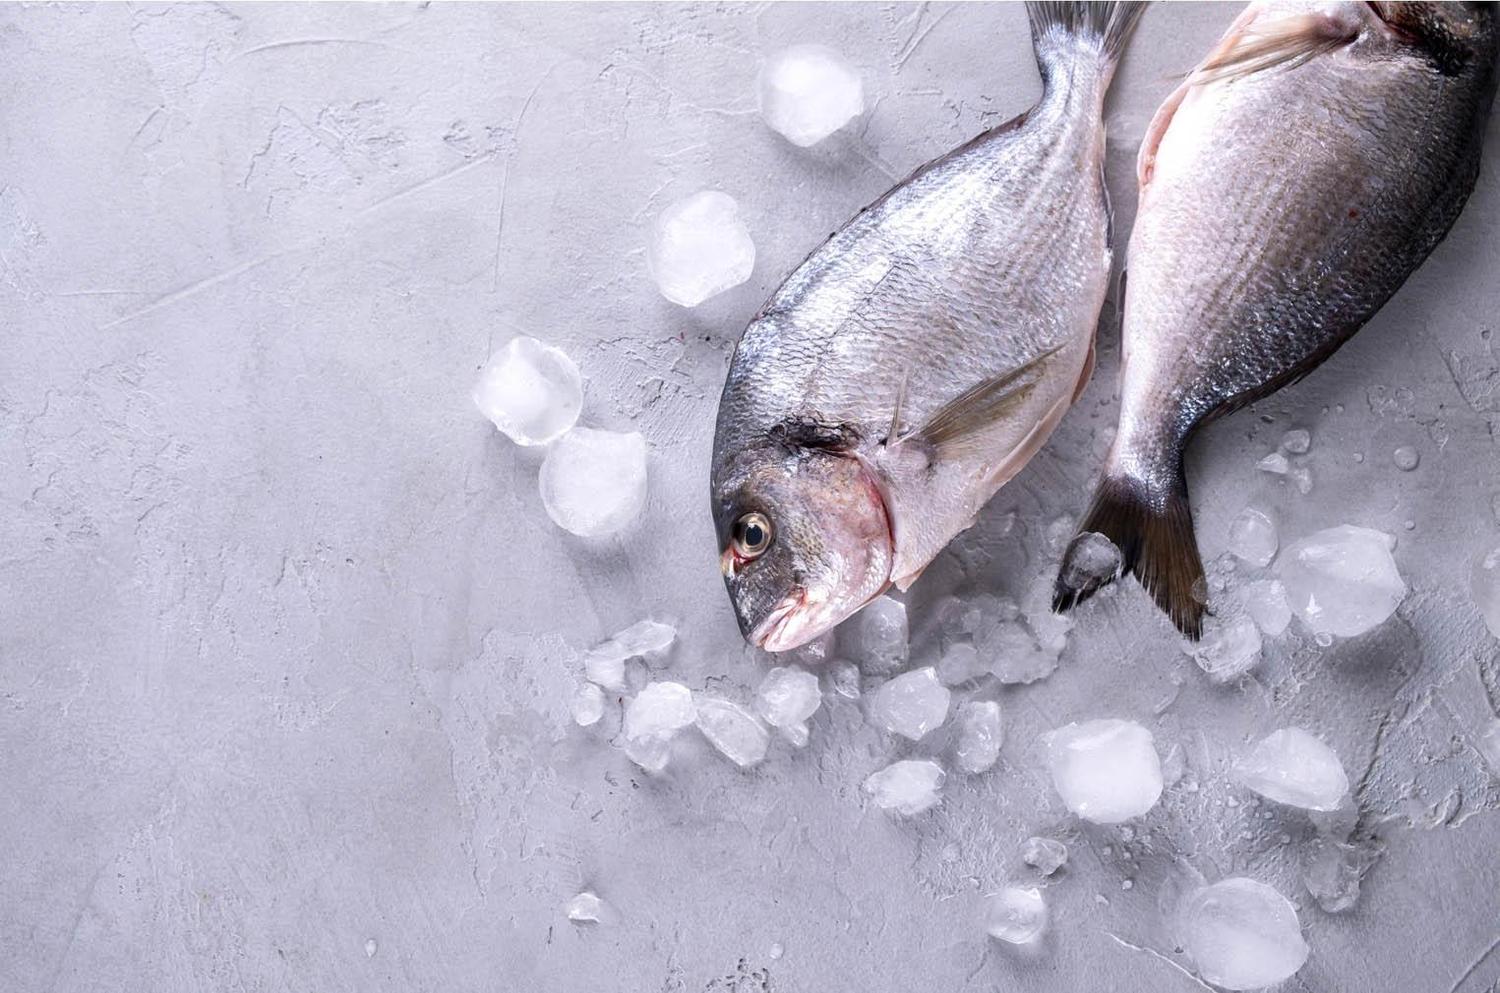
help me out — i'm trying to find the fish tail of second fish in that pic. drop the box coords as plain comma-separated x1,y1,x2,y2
1051,459,1205,640
1024,0,1149,90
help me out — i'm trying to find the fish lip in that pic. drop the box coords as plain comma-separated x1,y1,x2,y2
750,588,814,652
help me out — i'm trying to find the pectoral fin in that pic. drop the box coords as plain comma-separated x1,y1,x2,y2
1195,11,1359,86
897,343,1063,460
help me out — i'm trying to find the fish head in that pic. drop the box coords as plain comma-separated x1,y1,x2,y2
712,443,892,652
1367,2,1498,67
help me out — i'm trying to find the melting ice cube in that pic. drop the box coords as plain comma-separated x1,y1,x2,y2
1234,728,1349,811
694,697,770,767
1021,836,1068,876
564,891,617,924
863,759,944,815
978,618,1058,685
828,659,862,699
1471,546,1500,639
757,45,865,147
1281,429,1311,455
1045,718,1163,824
1303,835,1381,914
1257,452,1290,475
1189,614,1262,683
1241,579,1291,637
646,191,755,307
869,666,951,741
982,887,1048,944
539,428,648,537
570,683,605,726
954,700,1003,774
583,620,675,689
1276,525,1404,638
1227,508,1278,568
623,682,696,741
848,595,909,674
1181,878,1309,990
935,642,987,686
755,667,822,728
472,336,583,446
1057,531,1122,589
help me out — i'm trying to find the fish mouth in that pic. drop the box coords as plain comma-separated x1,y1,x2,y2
750,588,826,652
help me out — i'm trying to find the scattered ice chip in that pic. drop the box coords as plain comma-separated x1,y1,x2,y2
1471,546,1500,640
564,891,616,924
1190,614,1262,683
539,428,649,537
1021,836,1068,876
622,731,672,773
848,596,909,674
1057,531,1122,589
1241,579,1292,637
982,887,1048,944
1276,525,1405,638
1303,836,1381,914
1235,728,1349,811
646,191,755,307
755,667,822,728
1227,508,1278,567
472,336,582,446
694,697,770,767
828,659,862,699
1257,452,1289,475
583,620,675,689
623,681,696,742
1281,429,1311,454
1045,719,1163,824
1181,878,1309,990
955,700,1004,774
571,683,605,726
1477,718,1500,777
864,759,944,814
870,666,951,740
936,641,987,686
757,45,865,147
1392,445,1419,471
364,938,377,958
780,720,810,747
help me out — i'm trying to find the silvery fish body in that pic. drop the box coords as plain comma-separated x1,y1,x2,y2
711,3,1145,650
1054,0,1500,636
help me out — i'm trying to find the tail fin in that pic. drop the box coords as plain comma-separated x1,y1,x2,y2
1052,467,1206,639
1026,1,1150,88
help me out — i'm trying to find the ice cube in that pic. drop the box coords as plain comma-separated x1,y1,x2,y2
1181,878,1309,990
571,683,605,726
1281,429,1311,454
564,891,617,924
539,428,649,537
863,759,944,815
935,641,987,686
472,336,583,446
982,887,1048,944
1257,452,1290,475
1241,579,1292,636
848,596,909,674
1276,525,1405,638
1058,531,1122,589
694,697,770,767
1045,718,1163,824
1190,614,1262,683
979,619,1058,685
623,682,695,740
955,700,1003,774
828,659,862,699
1392,445,1420,471
1303,836,1381,914
1235,728,1349,811
755,667,822,728
1471,546,1500,640
1227,508,1278,567
869,666,951,740
646,191,755,307
622,732,672,772
583,620,676,689
1478,718,1500,777
1021,836,1068,876
757,45,865,147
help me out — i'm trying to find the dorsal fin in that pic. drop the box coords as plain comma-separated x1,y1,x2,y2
898,344,1064,458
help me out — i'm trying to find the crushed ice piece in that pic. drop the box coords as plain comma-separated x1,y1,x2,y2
571,683,605,727
1022,573,1073,655
1021,836,1068,875
472,336,582,446
564,891,616,924
783,630,833,666
1290,465,1313,494
539,427,649,537
1281,429,1311,454
979,618,1058,685
768,942,784,960
757,45,865,147
982,887,1048,944
1276,524,1405,638
1477,718,1500,777
870,666,951,740
1471,546,1500,640
623,682,696,742
622,731,672,772
828,659,862,699
583,620,675,689
1235,728,1349,811
863,759,944,815
1189,614,1262,682
954,700,1003,774
935,642,987,686
756,667,822,727
1241,579,1292,636
646,191,755,307
1182,878,1309,990
1057,531,1122,589
1392,445,1419,471
694,697,770,767
848,595,909,674
1303,836,1381,914
780,720,810,747
364,938,377,958
1257,452,1289,475
1045,719,1163,824
1227,508,1277,567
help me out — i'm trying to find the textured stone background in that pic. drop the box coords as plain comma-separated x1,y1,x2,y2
5,3,1500,991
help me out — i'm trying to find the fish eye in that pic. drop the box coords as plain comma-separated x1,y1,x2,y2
731,512,773,559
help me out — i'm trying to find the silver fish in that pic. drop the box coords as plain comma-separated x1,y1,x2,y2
710,2,1146,651
1053,0,1499,637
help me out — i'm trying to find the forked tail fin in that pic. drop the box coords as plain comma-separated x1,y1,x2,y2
1052,466,1206,638
1026,1,1150,90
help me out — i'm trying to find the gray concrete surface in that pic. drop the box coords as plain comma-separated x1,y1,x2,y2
5,3,1500,991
